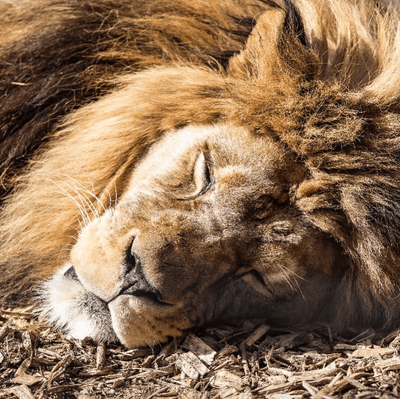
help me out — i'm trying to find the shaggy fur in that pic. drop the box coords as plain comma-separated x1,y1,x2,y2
1,0,400,346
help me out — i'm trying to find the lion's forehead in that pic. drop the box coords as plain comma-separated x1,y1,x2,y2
120,123,299,204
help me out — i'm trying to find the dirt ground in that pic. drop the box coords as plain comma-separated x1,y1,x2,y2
1,306,400,399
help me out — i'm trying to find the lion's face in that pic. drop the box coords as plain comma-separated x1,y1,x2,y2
42,124,345,348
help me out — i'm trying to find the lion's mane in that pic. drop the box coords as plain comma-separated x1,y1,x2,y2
1,0,400,334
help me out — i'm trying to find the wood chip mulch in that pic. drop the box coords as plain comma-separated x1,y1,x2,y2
1,307,400,399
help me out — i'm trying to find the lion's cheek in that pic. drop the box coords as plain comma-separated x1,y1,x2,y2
109,296,194,348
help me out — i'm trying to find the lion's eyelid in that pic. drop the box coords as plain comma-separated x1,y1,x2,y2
193,152,211,194
177,151,213,201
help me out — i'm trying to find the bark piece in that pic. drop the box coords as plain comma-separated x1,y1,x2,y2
0,325,10,342
373,357,400,371
11,373,45,386
210,369,244,390
96,342,106,369
10,385,34,399
242,325,270,347
182,333,216,366
176,352,209,380
352,347,396,358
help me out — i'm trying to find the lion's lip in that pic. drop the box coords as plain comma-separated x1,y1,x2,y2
118,285,174,306
115,261,174,306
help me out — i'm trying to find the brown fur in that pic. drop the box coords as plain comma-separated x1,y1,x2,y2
1,0,400,347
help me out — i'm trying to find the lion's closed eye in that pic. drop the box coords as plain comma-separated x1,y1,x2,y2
179,152,213,200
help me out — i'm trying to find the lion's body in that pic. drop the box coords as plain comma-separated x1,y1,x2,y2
1,0,400,347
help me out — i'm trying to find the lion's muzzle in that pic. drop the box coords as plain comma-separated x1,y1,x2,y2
112,248,173,306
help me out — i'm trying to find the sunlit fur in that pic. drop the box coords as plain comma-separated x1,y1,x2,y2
1,0,400,347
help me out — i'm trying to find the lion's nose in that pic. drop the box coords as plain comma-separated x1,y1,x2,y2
117,239,163,300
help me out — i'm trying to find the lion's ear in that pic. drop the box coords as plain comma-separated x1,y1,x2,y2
228,7,286,78
228,1,316,82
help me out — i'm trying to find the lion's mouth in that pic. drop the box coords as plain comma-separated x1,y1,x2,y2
118,285,173,306
63,265,173,307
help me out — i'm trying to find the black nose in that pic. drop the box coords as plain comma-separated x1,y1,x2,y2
123,250,153,292
119,244,165,303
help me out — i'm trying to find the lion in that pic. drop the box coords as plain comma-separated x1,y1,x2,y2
1,0,400,348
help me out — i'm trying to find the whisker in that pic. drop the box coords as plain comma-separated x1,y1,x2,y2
46,179,91,227
277,264,307,300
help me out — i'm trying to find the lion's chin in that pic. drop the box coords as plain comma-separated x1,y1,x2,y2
109,296,193,348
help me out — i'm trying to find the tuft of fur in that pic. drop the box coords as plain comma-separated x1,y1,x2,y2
1,0,400,337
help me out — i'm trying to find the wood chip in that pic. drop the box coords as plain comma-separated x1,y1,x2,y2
176,352,209,380
3,308,400,399
0,325,10,342
142,354,155,368
330,372,370,394
182,333,216,366
334,343,357,351
240,344,251,378
352,347,396,358
96,342,106,369
267,366,292,377
315,384,334,398
344,376,368,390
291,358,339,379
47,384,79,393
219,387,253,398
242,324,270,347
79,366,114,377
21,331,32,352
158,340,178,358
111,377,126,388
302,380,318,395
373,357,400,370
11,373,46,386
113,347,152,360
217,345,238,358
30,357,57,366
210,369,244,390
10,385,34,399
147,387,168,399
257,381,296,394
45,352,73,389
15,358,30,376
37,348,61,359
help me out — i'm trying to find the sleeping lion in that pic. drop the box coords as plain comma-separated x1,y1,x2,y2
1,0,400,348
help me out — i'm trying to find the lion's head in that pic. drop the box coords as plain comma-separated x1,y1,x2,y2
41,123,345,347
1,0,400,348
